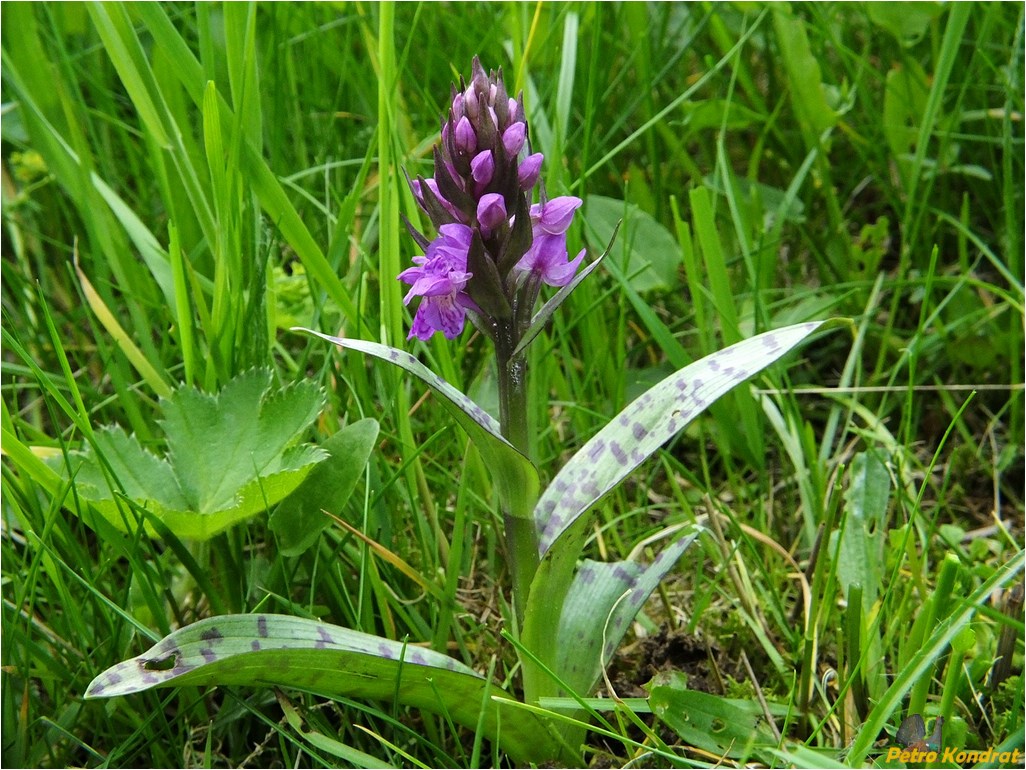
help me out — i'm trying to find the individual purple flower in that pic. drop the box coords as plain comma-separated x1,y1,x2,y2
531,196,581,235
517,235,585,288
514,197,585,287
398,224,476,340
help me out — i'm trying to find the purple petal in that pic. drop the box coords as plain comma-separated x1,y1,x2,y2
477,193,508,235
454,116,477,155
518,153,543,190
502,122,526,156
471,151,494,188
534,196,582,235
516,234,584,287
545,248,586,287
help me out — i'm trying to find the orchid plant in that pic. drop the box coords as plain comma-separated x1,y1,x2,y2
86,59,840,765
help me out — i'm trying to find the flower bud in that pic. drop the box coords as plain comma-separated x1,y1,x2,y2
476,193,508,237
503,122,526,156
471,150,494,190
454,116,477,155
518,153,543,190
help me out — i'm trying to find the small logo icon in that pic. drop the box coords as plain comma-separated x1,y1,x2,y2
896,714,944,752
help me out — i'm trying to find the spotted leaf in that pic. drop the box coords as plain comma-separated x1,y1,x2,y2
522,321,841,703
86,614,573,765
533,321,832,556
553,529,699,699
294,330,539,519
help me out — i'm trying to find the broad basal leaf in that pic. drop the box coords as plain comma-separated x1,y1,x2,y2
86,614,575,766
584,195,680,293
162,369,323,512
65,425,188,513
522,321,841,704
294,331,539,519
534,321,833,556
269,418,380,556
554,530,699,699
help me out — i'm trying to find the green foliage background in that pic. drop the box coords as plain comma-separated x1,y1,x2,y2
2,2,1023,767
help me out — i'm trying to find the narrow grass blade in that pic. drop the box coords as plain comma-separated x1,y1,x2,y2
845,549,1026,765
75,259,172,399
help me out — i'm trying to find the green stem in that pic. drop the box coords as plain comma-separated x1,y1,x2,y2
496,325,538,624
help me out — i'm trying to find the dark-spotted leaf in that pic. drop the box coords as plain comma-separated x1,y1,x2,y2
553,530,699,699
85,614,574,766
522,321,841,701
533,321,833,556
294,331,539,519
269,418,379,556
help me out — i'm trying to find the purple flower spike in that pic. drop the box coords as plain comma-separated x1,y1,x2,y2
398,58,590,341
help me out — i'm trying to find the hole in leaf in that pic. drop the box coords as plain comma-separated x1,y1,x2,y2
710,717,726,733
142,654,177,671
